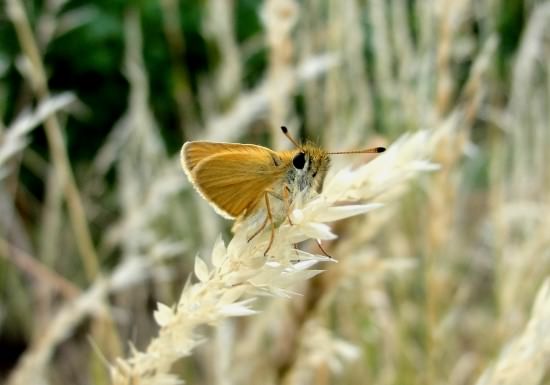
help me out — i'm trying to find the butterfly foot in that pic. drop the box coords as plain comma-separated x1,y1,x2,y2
316,240,334,260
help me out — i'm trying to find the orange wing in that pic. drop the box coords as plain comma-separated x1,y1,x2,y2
181,142,287,219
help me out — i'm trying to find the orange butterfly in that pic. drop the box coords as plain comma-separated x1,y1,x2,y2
181,127,384,255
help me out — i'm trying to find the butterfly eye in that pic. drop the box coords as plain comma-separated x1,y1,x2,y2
292,152,306,169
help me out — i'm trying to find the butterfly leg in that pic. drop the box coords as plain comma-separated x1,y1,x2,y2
278,185,301,256
247,215,268,242
263,192,276,256
315,239,334,260
283,185,293,225
247,192,275,250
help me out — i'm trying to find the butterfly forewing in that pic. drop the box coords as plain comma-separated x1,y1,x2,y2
182,142,236,172
182,142,287,218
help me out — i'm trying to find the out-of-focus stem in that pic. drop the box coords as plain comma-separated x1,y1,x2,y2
435,0,453,118
203,0,242,103
0,237,81,299
159,0,198,136
263,0,298,147
6,0,99,281
6,2,123,381
426,1,470,382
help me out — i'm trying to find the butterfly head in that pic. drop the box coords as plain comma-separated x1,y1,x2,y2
286,142,330,194
280,126,385,196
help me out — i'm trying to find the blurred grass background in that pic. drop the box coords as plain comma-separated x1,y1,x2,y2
1,0,549,384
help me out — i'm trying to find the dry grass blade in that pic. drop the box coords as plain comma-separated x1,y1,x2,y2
0,92,75,174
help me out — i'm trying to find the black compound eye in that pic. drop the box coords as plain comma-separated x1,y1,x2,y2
292,152,306,169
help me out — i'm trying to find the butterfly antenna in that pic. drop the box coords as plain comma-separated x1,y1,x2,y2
281,126,301,148
327,146,386,155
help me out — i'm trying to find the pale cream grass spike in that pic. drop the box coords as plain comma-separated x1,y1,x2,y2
110,125,443,385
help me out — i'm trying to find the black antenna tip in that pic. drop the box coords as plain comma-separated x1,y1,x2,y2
281,126,288,134
376,147,386,153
